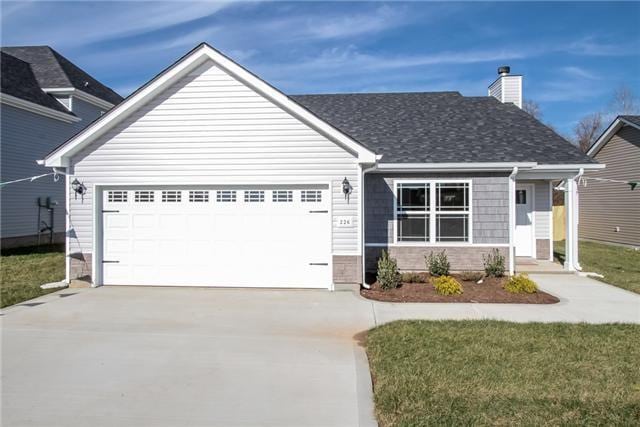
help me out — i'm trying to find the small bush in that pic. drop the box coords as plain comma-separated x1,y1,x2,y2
483,249,506,277
377,250,401,290
432,275,463,295
401,272,425,283
426,250,450,276
459,271,484,282
504,273,538,293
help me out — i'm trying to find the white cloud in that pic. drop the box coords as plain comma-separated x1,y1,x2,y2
560,66,599,80
0,1,231,48
304,5,408,40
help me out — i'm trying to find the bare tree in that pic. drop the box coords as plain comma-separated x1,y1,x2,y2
609,84,639,115
574,112,603,153
522,99,542,120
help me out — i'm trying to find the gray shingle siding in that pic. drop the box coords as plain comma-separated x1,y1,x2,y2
364,173,509,245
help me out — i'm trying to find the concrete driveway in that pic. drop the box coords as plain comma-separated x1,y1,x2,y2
1,287,378,427
2,274,638,426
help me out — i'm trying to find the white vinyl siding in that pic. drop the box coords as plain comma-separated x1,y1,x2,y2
69,60,360,255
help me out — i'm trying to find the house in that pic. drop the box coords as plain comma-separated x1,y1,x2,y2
580,115,639,248
0,46,122,248
41,43,601,289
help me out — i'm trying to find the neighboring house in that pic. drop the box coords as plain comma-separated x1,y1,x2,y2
580,116,640,248
41,43,601,289
0,46,122,248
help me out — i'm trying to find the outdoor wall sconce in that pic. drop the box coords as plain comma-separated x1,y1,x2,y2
342,177,352,201
71,178,87,200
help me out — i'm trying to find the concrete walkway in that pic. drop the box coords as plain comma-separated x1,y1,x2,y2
1,274,638,426
371,274,640,325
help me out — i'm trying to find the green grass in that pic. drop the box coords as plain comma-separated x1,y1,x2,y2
0,245,65,308
366,320,640,426
555,240,640,294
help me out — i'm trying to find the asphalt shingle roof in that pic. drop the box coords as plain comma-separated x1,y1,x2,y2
1,46,122,106
1,51,72,114
291,92,595,164
620,115,640,127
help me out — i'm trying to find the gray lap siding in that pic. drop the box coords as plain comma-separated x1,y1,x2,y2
364,173,510,272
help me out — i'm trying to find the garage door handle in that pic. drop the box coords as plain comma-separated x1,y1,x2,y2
102,260,120,263
309,210,328,213
102,210,120,213
309,263,328,266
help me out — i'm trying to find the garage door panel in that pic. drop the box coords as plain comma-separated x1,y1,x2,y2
102,187,331,288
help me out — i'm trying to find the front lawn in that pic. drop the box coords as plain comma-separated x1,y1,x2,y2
555,240,640,294
366,320,640,426
0,245,65,308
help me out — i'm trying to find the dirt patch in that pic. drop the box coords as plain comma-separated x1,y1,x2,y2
361,274,559,304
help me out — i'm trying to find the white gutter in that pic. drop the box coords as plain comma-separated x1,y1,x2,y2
360,162,379,290
508,167,518,275
375,162,538,172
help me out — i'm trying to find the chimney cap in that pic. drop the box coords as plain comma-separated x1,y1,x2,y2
498,66,511,76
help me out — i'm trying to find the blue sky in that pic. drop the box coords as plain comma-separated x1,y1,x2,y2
2,1,639,135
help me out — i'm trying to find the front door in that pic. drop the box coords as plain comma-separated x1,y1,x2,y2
515,184,534,257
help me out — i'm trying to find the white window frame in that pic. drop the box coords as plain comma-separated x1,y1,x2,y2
393,179,473,246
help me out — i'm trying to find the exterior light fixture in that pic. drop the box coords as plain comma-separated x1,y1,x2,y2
71,178,87,200
342,177,352,201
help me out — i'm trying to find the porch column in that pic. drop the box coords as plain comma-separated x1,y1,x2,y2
564,177,580,270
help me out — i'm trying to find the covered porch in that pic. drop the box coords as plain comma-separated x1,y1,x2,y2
508,165,596,275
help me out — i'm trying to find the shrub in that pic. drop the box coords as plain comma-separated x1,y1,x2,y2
426,250,450,276
377,250,401,290
483,249,506,277
459,271,484,282
504,273,538,293
401,272,425,283
432,275,463,295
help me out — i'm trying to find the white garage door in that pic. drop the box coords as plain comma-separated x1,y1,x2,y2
100,187,331,288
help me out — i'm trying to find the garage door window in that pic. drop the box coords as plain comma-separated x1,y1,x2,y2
301,190,322,203
244,190,265,203
273,190,293,202
134,191,154,202
216,190,236,202
107,191,128,203
189,191,209,202
162,190,182,203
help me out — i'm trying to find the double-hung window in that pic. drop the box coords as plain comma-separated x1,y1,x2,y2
435,182,470,242
396,181,471,243
397,183,430,242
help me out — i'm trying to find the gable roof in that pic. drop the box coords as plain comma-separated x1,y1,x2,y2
1,46,122,105
587,115,640,157
292,92,595,165
43,43,377,167
43,42,597,170
1,51,72,114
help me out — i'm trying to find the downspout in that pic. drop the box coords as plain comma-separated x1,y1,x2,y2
360,162,379,289
508,167,518,275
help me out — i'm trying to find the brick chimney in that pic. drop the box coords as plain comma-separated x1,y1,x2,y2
488,66,522,109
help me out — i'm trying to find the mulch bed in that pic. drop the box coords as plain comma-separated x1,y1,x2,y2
361,274,559,304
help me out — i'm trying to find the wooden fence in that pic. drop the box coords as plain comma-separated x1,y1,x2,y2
553,206,566,241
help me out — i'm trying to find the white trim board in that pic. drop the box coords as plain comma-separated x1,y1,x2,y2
43,43,376,167
587,116,640,157
42,87,115,110
0,93,81,123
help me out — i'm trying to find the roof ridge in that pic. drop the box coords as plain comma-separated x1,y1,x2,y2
44,46,73,87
